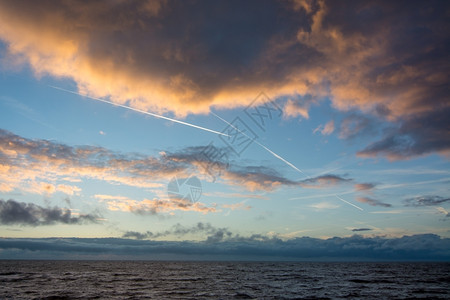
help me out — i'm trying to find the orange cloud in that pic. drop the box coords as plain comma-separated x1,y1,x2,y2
222,202,252,211
0,1,448,160
0,0,444,121
95,194,216,215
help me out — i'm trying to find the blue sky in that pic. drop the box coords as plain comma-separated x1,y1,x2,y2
0,0,449,260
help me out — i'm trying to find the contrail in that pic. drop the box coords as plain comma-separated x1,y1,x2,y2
335,194,364,211
210,111,306,176
211,111,364,211
49,85,229,137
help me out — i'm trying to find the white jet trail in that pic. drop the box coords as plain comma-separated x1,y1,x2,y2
212,111,363,211
210,111,306,176
49,85,229,137
335,194,364,211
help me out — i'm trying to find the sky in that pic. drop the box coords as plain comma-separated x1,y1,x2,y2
0,0,449,261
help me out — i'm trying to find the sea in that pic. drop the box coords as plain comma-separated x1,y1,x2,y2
0,261,449,299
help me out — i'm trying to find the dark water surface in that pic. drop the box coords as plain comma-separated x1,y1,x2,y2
0,261,449,299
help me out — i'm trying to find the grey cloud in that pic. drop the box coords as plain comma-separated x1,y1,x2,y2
404,195,450,207
339,113,379,140
123,222,233,242
351,228,373,232
0,199,100,226
358,107,450,160
0,234,449,261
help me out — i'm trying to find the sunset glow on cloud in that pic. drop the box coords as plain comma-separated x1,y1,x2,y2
0,0,449,260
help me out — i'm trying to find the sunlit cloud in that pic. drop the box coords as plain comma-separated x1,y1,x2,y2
0,0,447,159
354,183,376,191
356,197,391,208
313,120,335,135
95,194,216,215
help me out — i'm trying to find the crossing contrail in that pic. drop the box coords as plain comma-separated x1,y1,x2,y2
335,194,364,211
210,111,306,176
49,85,229,137
212,109,362,211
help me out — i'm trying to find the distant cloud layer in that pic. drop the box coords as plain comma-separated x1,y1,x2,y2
0,0,448,159
0,234,449,261
0,199,99,226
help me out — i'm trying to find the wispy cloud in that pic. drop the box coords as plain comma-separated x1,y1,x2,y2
404,195,450,207
354,183,376,191
313,120,335,136
339,113,378,140
222,202,252,211
309,202,340,210
351,228,373,232
0,129,356,209
356,197,392,208
95,194,216,215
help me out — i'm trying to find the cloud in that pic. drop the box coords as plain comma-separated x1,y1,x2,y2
95,194,216,215
309,201,339,210
339,114,378,140
0,0,448,160
0,129,355,205
0,234,449,261
354,183,376,191
404,195,450,207
313,120,335,135
0,0,315,117
222,202,252,211
0,199,100,226
123,222,233,243
358,107,450,160
165,145,352,191
436,207,449,220
357,197,392,207
283,96,317,119
299,174,351,189
0,129,179,194
351,228,373,232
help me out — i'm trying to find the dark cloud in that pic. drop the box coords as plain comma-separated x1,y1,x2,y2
0,0,448,160
358,107,450,160
351,228,373,232
357,197,392,208
123,222,232,242
404,195,450,207
0,199,100,226
0,234,449,261
339,113,379,140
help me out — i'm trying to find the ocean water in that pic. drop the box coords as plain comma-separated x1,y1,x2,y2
0,261,449,299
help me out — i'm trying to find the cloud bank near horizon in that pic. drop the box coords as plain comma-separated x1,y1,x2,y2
0,234,448,261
